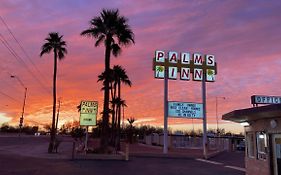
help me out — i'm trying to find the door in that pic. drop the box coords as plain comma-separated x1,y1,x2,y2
272,134,281,175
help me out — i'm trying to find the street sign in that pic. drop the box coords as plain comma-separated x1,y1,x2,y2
168,101,203,118
80,101,98,126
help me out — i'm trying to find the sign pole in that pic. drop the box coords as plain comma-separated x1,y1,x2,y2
85,126,89,153
163,67,168,154
202,74,208,159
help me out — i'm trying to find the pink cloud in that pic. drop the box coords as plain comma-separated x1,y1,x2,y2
0,0,281,134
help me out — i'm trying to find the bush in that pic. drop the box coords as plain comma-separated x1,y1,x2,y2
70,127,85,139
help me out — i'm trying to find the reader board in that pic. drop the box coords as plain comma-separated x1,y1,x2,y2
80,101,98,126
168,101,203,118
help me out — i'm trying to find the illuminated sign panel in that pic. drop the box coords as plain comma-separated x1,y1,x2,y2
251,95,281,105
180,68,190,80
153,51,217,82
80,101,98,126
168,101,203,118
181,52,190,64
155,65,165,79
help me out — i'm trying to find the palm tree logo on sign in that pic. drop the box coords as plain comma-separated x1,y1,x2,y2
155,65,165,78
207,69,215,82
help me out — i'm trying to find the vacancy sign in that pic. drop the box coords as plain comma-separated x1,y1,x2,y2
80,101,98,126
168,101,203,118
153,51,217,82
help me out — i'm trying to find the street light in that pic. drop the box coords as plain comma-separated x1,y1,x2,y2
216,96,226,135
11,75,27,135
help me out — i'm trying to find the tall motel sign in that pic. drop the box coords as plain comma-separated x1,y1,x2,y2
153,50,217,158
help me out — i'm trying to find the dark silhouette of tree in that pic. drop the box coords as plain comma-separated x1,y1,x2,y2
116,98,127,149
127,117,136,127
81,9,134,151
112,65,131,150
40,32,67,153
77,104,81,112
127,117,136,143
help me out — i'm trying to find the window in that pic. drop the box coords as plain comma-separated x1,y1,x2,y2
256,132,267,160
246,132,255,158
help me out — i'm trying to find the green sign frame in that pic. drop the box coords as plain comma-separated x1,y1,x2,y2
80,101,98,126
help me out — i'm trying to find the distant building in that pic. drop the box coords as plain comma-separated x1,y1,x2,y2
223,103,281,175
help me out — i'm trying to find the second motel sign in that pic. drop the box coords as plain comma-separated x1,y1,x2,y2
153,51,217,82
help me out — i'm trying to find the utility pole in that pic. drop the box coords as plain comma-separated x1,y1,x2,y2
216,97,226,135
11,75,27,136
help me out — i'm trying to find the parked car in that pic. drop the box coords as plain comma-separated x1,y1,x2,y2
34,132,40,136
236,140,245,151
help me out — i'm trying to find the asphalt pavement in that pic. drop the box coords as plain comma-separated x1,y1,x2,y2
0,135,245,175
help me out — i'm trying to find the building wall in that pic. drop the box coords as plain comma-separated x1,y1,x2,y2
245,118,281,133
244,117,281,175
245,158,270,175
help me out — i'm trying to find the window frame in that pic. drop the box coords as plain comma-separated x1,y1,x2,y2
256,131,267,160
246,132,255,158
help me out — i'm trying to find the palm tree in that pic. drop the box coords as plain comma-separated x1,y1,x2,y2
81,9,135,151
112,65,131,150
127,117,136,127
109,96,120,145
121,100,127,129
98,70,116,143
116,98,127,150
40,32,67,153
127,117,136,143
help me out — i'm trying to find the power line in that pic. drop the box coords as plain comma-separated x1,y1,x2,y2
0,16,50,85
0,33,52,95
0,90,21,103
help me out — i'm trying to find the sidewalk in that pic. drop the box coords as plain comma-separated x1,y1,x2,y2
122,143,204,158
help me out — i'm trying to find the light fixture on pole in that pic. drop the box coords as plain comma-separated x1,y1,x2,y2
215,96,226,134
11,75,27,135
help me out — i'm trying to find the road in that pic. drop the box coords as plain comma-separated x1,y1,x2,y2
0,135,245,175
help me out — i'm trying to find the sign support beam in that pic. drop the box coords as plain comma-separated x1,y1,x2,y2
163,67,168,154
202,74,208,159
85,126,89,152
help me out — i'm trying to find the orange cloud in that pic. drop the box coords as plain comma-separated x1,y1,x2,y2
1,0,281,134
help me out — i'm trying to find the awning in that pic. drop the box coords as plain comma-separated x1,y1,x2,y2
222,104,281,123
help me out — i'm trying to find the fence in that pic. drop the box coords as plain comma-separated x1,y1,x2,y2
140,134,239,152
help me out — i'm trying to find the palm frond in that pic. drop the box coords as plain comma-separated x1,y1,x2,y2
40,32,67,59
95,35,105,47
40,44,52,57
111,43,121,57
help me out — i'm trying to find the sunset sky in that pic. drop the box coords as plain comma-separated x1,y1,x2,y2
1,0,281,133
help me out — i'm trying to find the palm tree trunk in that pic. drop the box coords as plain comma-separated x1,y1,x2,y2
48,50,57,153
55,99,61,134
100,40,111,152
116,80,121,150
110,83,117,145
